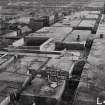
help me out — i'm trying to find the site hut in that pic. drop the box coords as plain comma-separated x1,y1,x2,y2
17,49,83,105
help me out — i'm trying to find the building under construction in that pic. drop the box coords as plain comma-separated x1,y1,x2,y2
0,0,105,105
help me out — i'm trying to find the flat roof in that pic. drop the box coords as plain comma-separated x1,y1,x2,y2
75,37,105,105
0,72,28,83
80,11,100,15
45,52,80,73
88,38,105,65
28,27,72,42
21,50,81,99
96,15,105,36
79,20,96,28
52,17,81,27
64,30,91,43
5,55,49,75
84,14,99,19
70,19,81,27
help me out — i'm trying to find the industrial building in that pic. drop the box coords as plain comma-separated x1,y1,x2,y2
0,0,104,105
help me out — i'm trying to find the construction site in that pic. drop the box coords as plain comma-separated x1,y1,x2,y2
0,0,105,105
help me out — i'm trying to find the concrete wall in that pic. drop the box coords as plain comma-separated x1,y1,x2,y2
12,38,24,47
